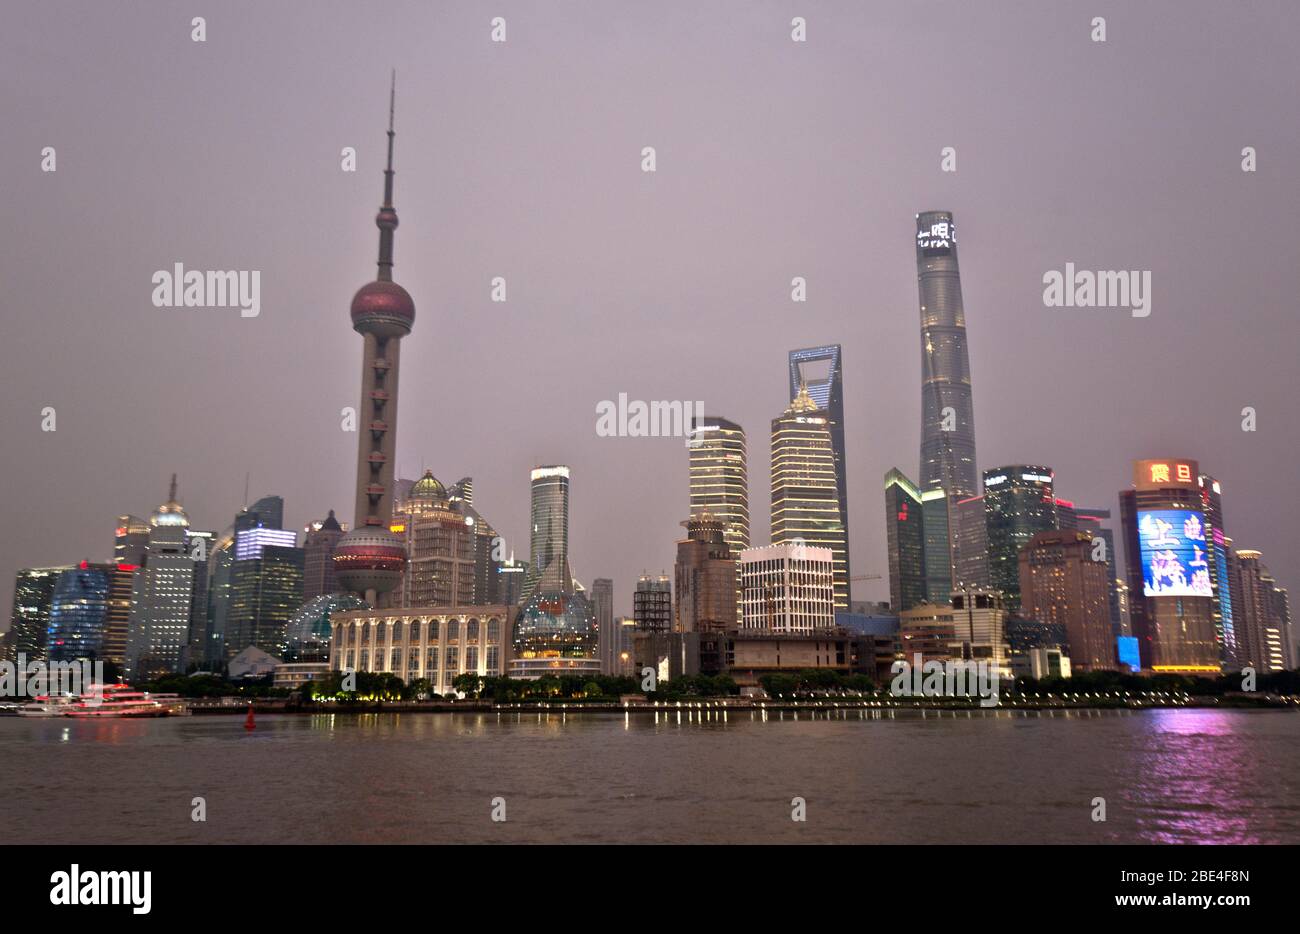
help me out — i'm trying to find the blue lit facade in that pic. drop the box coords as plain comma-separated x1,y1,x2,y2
46,564,112,663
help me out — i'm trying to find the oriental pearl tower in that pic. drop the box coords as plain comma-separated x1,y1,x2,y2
332,75,414,606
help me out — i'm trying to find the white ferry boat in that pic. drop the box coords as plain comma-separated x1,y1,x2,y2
17,695,78,717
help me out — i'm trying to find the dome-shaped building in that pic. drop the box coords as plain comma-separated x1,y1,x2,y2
509,558,601,679
285,593,369,661
408,468,447,503
150,474,190,528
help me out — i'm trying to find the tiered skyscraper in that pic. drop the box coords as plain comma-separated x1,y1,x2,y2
687,416,749,557
788,345,849,598
332,78,414,606
771,384,848,609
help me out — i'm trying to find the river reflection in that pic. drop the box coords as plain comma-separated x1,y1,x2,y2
3,708,1296,844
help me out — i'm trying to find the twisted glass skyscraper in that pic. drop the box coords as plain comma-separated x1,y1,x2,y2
916,211,978,499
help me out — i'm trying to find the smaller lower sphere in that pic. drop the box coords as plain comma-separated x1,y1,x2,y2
332,527,406,595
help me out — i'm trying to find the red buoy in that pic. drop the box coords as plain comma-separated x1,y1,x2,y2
244,704,256,731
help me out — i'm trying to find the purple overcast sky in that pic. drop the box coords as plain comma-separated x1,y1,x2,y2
2,0,1298,620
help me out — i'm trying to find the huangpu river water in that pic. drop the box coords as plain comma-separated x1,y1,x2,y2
3,708,1298,844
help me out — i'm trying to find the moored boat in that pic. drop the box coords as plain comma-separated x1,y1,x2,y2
17,695,77,717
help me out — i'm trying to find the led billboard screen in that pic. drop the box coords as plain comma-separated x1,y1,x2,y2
1137,509,1213,598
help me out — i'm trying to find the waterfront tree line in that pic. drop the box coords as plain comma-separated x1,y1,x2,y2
134,665,1300,705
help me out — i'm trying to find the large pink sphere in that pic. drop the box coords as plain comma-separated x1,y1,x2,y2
350,280,414,337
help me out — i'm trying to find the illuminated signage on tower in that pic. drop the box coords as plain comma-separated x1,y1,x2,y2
1137,509,1213,598
916,218,956,254
1134,458,1199,491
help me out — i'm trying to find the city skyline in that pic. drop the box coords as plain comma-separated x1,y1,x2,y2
3,2,1299,625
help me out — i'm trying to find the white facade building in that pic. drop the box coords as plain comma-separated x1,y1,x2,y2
330,606,512,695
739,543,835,634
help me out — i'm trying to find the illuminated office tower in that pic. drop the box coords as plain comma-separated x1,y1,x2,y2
1018,530,1116,671
182,529,213,669
592,577,616,673
203,533,234,667
688,414,748,622
302,510,345,601
522,466,571,605
983,466,1057,613
46,563,114,664
114,515,150,566
125,477,198,679
394,469,501,607
1197,475,1237,668
244,495,284,531
916,211,978,499
1232,549,1292,673
1055,500,1077,531
226,527,304,659
954,494,990,589
100,562,137,669
1118,458,1220,674
332,79,414,607
921,486,953,606
687,415,749,556
884,469,926,611
788,345,850,599
447,477,474,507
496,556,527,608
674,514,738,634
1269,582,1293,670
1254,557,1291,672
397,470,475,607
1074,507,1121,637
633,575,672,633
4,567,68,663
770,385,848,609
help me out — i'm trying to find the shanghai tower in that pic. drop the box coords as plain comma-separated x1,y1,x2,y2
332,76,414,606
916,211,978,500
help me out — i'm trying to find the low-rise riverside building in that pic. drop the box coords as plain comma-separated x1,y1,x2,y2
329,605,515,695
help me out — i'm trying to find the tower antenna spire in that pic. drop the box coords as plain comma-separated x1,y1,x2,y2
376,71,399,281
169,473,178,502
